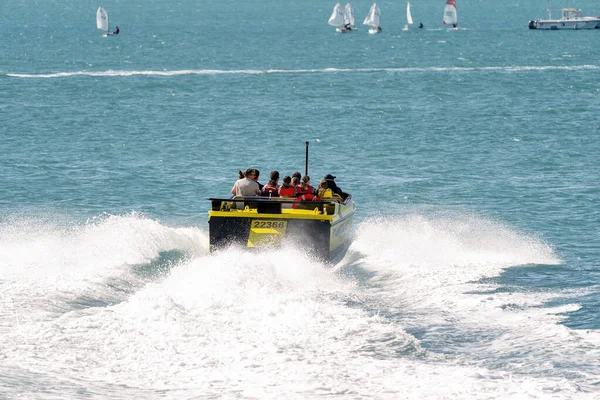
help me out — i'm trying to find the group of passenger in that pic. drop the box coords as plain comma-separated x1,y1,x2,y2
231,169,345,202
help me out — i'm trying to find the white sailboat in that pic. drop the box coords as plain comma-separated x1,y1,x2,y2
96,6,110,36
443,0,458,29
343,3,355,31
406,2,414,28
328,3,345,32
403,2,423,30
363,3,382,34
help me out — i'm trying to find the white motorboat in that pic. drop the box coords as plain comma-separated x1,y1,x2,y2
529,1,600,30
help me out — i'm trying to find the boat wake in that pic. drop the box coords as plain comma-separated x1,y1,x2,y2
0,212,207,323
345,212,600,390
6,64,600,79
1,211,599,398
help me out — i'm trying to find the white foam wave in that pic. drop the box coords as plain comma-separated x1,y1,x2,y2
351,212,560,276
347,213,600,387
0,212,207,277
3,248,591,398
0,212,208,328
347,211,564,329
7,65,599,78
2,214,598,397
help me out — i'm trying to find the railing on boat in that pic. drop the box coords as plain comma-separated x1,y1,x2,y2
207,195,352,215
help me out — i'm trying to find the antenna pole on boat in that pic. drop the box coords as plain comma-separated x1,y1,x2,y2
305,141,309,176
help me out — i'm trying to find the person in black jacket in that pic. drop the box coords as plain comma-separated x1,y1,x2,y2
323,174,345,199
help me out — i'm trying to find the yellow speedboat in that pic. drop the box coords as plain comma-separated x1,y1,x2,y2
207,194,355,262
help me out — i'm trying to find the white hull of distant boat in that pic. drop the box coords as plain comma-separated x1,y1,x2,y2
531,18,600,30
529,8,600,30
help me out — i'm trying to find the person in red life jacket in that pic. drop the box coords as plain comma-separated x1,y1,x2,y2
295,175,314,195
278,176,295,197
261,171,279,196
291,176,300,189
290,172,301,195
113,26,120,34
292,192,320,209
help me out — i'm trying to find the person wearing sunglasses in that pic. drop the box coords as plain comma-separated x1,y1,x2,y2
231,168,261,197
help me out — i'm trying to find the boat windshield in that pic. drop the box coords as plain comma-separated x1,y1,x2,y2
562,8,583,19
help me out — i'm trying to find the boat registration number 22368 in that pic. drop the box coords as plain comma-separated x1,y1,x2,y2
251,220,287,230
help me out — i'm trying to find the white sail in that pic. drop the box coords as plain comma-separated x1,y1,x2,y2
344,3,355,27
363,3,381,27
96,6,109,33
328,3,345,27
407,2,414,25
443,0,457,25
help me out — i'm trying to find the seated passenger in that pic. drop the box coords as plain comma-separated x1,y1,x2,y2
318,179,343,203
261,180,279,197
295,175,314,195
323,174,344,198
261,170,280,196
291,176,300,189
317,180,332,200
253,169,264,191
231,168,261,197
278,176,295,197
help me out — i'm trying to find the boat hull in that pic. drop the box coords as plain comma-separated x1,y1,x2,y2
529,19,600,29
207,197,355,262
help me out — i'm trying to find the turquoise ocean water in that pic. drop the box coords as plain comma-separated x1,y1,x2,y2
2,0,600,398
